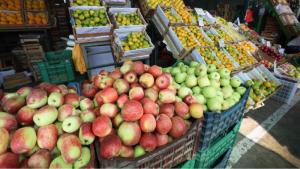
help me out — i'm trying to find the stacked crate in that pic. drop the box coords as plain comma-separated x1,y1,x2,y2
20,34,45,81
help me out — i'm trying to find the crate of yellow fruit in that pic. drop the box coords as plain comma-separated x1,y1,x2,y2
166,26,199,59
138,0,172,18
0,11,24,25
26,12,48,25
188,26,214,47
153,6,183,35
25,0,46,11
69,0,102,6
70,6,113,41
113,27,154,58
0,0,21,10
109,8,147,31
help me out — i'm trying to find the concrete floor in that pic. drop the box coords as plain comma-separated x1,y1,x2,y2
227,92,300,168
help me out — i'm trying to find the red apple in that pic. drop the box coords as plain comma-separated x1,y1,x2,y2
130,82,142,88
124,71,137,84
64,93,80,108
119,145,134,158
159,89,176,104
175,102,189,118
169,116,187,139
47,85,61,93
132,61,145,75
140,133,157,152
117,122,141,146
100,134,122,159
155,132,168,147
16,106,36,125
109,68,122,80
80,98,94,111
113,79,130,95
81,83,98,98
156,114,172,135
0,152,20,168
11,127,37,154
28,149,51,168
129,87,144,101
159,103,175,118
183,95,198,105
58,85,69,96
100,103,118,118
3,95,25,114
144,88,158,101
148,65,162,78
155,74,170,89
58,104,76,121
92,116,112,137
94,91,103,106
139,73,154,88
142,98,159,115
139,114,156,133
60,134,82,164
37,124,58,150
100,87,118,103
163,73,173,85
121,100,143,122
16,87,32,98
117,94,128,109
94,75,114,89
0,112,17,131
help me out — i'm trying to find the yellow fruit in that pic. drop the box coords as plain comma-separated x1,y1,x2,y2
173,26,198,49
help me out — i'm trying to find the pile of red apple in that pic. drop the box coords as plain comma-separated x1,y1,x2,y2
0,84,96,168
87,61,203,159
260,45,284,62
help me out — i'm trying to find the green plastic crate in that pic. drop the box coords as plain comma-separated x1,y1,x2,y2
175,159,195,169
45,50,72,62
37,60,75,84
194,120,241,168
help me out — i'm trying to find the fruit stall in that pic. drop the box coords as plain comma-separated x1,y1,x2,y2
0,0,300,168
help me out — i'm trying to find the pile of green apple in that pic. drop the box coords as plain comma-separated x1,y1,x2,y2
0,84,95,168
73,9,109,27
279,63,300,79
163,62,247,112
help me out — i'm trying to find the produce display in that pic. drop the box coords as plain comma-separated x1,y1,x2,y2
164,62,247,112
233,44,257,65
188,26,213,47
73,9,109,27
0,84,94,168
260,45,284,62
25,0,46,11
205,31,221,45
247,79,279,103
260,59,273,69
239,41,258,54
0,12,23,25
89,61,203,159
225,44,255,67
278,63,300,79
27,12,48,25
0,0,21,10
216,29,234,43
115,12,143,26
121,32,151,51
172,0,194,24
72,0,101,6
173,27,198,49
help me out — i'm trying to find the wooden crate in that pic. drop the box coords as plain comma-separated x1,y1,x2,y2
3,72,32,89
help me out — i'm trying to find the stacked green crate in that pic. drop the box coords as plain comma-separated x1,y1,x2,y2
37,50,75,84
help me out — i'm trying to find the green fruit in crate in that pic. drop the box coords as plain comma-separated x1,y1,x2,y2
207,97,222,112
192,86,201,94
134,145,145,158
115,12,143,26
185,75,197,88
178,87,192,99
175,72,187,84
122,32,151,51
74,9,108,27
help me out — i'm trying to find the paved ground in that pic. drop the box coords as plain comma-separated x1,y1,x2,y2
227,92,300,168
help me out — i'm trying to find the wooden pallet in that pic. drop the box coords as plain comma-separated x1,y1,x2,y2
3,72,32,89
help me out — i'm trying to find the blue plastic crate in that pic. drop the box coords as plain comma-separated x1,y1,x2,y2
214,149,232,168
199,87,250,150
272,75,299,105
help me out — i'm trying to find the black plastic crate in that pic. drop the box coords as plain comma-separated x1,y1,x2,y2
199,87,250,150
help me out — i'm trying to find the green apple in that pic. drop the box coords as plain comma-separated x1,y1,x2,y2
218,68,231,79
180,65,188,72
187,67,195,75
232,92,241,102
178,87,192,99
203,104,208,111
185,75,197,88
198,76,210,88
74,147,91,169
207,97,222,112
210,79,221,88
202,86,217,99
134,145,145,158
222,99,231,110
62,116,82,133
230,77,241,88
208,72,220,81
190,61,199,67
195,64,207,77
172,81,181,89
192,86,201,94
49,156,72,169
177,62,185,67
175,73,187,84
194,94,206,104
236,86,247,95
171,67,181,76
33,105,58,127
207,64,217,73
220,78,230,87
222,86,234,99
